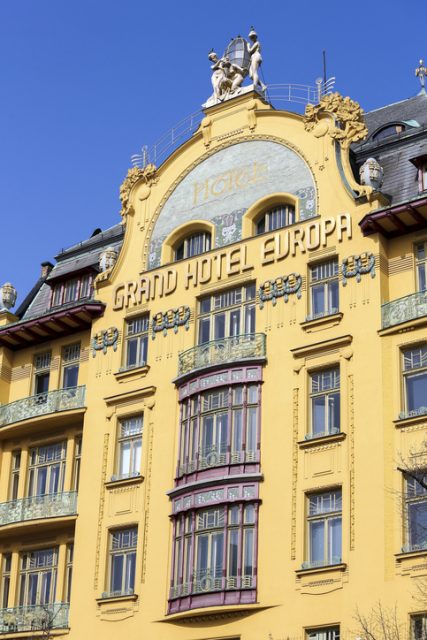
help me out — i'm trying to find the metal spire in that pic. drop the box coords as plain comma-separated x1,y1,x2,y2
415,59,427,95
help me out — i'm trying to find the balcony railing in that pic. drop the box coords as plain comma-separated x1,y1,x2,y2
178,447,258,476
0,386,86,428
0,492,77,527
382,290,427,329
0,602,69,634
170,573,254,599
177,334,266,377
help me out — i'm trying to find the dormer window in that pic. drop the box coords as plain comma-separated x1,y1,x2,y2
175,231,211,261
51,274,93,308
256,204,295,235
373,123,405,141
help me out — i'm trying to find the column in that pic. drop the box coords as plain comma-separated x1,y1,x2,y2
55,542,67,603
16,448,29,500
8,551,19,608
63,435,76,493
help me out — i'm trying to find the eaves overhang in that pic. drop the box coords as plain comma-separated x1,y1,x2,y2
359,195,427,237
0,301,105,350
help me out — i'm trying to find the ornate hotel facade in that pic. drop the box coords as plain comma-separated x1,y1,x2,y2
1,61,427,640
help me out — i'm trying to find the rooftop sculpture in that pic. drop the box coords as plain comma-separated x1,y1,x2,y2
204,28,267,108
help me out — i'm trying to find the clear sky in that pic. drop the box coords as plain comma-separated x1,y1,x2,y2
0,0,425,306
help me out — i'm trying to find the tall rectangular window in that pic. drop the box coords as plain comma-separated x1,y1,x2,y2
309,368,340,439
62,343,80,389
72,437,82,491
19,548,58,606
1,554,11,609
405,473,427,551
9,450,21,500
114,416,143,481
27,442,66,497
306,490,342,568
33,352,51,397
198,283,256,345
309,258,339,319
108,528,137,596
124,316,149,370
64,544,73,603
416,242,427,292
402,346,427,415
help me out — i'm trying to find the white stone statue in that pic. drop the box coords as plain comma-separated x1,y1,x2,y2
247,27,266,92
208,51,245,103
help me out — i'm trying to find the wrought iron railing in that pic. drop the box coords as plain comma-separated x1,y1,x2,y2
178,447,258,476
0,492,77,527
0,602,69,633
177,333,266,377
382,290,427,329
0,386,86,428
169,573,254,599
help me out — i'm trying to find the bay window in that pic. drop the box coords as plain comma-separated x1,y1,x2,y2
178,382,260,476
51,274,92,308
170,503,257,599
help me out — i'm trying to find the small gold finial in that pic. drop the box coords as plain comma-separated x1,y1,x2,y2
415,58,427,94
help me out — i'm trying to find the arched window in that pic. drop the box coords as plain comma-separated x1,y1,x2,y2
256,204,295,235
175,231,211,261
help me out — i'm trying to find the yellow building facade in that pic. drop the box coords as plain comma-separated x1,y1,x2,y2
1,77,427,640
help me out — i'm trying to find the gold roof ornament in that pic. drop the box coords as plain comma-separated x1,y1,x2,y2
415,59,427,95
304,92,368,149
119,164,158,218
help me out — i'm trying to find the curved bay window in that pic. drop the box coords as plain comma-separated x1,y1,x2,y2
178,380,260,477
175,231,211,261
169,503,257,609
256,204,295,235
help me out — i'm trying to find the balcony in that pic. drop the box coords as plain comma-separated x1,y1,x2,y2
0,602,69,634
0,492,77,527
382,290,427,329
0,386,86,428
177,334,266,378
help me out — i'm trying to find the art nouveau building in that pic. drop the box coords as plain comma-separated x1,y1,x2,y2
0,68,427,640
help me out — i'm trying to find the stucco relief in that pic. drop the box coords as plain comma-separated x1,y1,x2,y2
148,140,317,269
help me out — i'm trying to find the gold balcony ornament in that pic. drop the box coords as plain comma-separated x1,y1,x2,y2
119,163,158,217
0,282,17,311
304,92,368,149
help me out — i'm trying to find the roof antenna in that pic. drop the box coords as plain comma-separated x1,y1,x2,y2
415,59,427,95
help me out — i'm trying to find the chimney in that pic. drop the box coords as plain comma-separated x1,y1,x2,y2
41,261,54,278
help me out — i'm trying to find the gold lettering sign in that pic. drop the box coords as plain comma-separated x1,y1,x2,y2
112,214,353,310
192,162,268,206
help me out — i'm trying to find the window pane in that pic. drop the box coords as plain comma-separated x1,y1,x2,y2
407,372,427,411
111,555,124,592
409,502,427,546
310,520,324,562
119,442,131,476
214,313,226,340
228,530,239,576
329,279,339,312
312,396,326,435
63,364,79,389
243,529,254,575
329,392,340,432
312,285,325,315
329,517,342,563
125,552,136,591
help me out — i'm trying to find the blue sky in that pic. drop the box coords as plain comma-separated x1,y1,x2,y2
0,0,425,306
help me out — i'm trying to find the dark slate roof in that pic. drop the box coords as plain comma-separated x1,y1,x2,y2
19,223,124,321
352,93,427,205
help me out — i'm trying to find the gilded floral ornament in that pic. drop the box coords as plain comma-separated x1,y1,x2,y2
119,163,158,217
304,92,368,149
